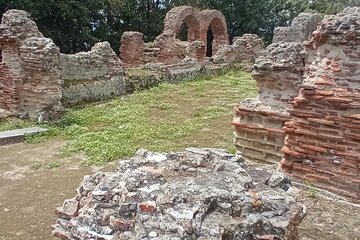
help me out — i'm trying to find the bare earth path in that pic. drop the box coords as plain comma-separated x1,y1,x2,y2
0,140,116,240
0,140,359,240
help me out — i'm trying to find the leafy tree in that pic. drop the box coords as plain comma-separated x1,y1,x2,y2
307,0,360,14
0,0,359,53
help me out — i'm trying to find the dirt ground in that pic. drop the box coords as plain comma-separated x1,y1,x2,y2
0,140,359,240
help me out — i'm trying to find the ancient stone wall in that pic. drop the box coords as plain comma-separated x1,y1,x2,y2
120,31,144,68
233,43,305,163
273,12,322,43
60,42,126,106
20,37,62,119
0,10,62,119
213,34,264,64
234,8,360,202
233,13,321,164
281,8,360,202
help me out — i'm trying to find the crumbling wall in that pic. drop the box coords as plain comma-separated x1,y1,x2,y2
0,10,62,119
213,34,264,64
60,42,126,106
233,43,305,163
0,45,22,112
281,8,360,202
20,38,62,119
234,8,360,202
120,31,144,68
233,12,321,164
121,6,230,66
273,12,322,43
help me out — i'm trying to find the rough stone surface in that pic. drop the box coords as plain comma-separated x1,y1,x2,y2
60,42,126,106
213,34,264,64
273,13,322,43
234,9,360,202
281,7,360,202
125,68,163,93
0,10,63,119
233,42,305,164
53,148,306,240
120,32,145,68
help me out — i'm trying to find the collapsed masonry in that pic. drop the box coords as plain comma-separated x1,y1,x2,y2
0,7,263,119
53,148,306,240
233,8,360,202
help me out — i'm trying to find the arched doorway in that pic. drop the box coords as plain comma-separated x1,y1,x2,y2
200,10,229,58
158,6,202,64
177,21,189,41
163,6,201,41
206,26,214,57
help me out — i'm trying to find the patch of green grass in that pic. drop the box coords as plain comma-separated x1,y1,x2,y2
47,162,62,169
0,69,257,165
304,180,318,199
228,146,237,155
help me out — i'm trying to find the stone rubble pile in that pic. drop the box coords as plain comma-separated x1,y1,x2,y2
53,148,306,240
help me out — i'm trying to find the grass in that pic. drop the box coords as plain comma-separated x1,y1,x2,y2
304,180,318,199
0,69,257,165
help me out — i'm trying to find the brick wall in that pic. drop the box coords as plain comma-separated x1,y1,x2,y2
233,42,305,164
0,10,62,119
281,8,360,202
19,38,62,119
234,8,360,202
120,32,144,68
0,43,22,112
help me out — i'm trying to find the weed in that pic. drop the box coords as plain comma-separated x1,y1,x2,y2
228,146,237,155
47,162,62,169
304,180,318,199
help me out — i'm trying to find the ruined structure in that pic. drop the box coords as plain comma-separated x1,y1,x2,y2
0,10,127,118
0,10,62,119
0,7,262,119
233,8,360,202
213,34,264,64
120,6,263,67
282,7,360,202
273,13,322,43
60,42,126,106
53,148,306,240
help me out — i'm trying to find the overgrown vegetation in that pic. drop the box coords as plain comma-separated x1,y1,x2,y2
0,70,257,164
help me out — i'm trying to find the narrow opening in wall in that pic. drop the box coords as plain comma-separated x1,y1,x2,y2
0,49,2,62
206,26,214,57
177,21,188,41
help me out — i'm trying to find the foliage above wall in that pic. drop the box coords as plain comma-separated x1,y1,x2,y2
0,0,358,54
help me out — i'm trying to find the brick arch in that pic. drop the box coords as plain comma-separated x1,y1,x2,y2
200,10,229,55
163,6,201,41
